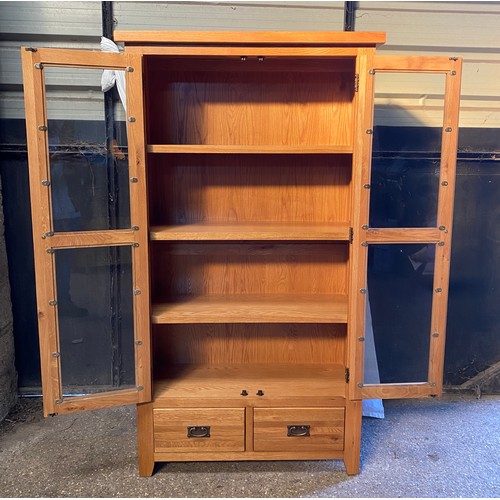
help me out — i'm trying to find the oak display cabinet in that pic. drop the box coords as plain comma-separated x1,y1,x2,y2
21,31,462,476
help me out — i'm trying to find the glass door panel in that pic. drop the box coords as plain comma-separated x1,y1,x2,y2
354,55,462,400
364,244,434,386
55,246,135,395
22,48,150,416
44,65,130,232
370,72,445,228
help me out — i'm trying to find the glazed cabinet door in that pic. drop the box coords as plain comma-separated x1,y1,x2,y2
349,55,462,400
21,48,151,415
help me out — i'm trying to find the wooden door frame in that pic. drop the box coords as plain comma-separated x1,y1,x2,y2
21,48,151,416
348,55,462,400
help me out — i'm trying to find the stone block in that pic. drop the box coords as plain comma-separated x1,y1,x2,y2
0,178,17,420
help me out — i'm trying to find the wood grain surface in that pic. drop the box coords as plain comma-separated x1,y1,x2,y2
114,30,386,45
253,407,344,452
154,408,245,452
152,294,348,324
147,145,354,154
151,242,349,298
152,323,346,365
147,65,354,146
150,222,350,241
148,154,352,226
153,364,346,401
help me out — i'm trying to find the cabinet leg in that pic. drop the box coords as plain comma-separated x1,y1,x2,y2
137,403,155,477
344,399,362,475
344,455,360,476
139,457,155,477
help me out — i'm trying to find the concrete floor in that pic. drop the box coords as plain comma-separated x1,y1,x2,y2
0,394,498,498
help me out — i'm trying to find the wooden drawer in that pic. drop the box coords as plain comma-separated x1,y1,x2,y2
254,407,344,452
154,408,245,452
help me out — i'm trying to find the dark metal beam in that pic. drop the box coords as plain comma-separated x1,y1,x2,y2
344,1,357,32
102,1,123,389
102,1,114,39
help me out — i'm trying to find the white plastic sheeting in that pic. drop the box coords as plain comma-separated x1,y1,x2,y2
100,37,127,113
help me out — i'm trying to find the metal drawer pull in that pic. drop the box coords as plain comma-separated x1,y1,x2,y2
287,425,310,437
187,426,211,438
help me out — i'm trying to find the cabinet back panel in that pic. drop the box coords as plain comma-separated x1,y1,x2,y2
146,59,354,146
151,242,348,297
153,324,345,366
148,155,352,225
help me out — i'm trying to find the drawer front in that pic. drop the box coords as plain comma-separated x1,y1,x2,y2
254,407,344,452
154,408,245,452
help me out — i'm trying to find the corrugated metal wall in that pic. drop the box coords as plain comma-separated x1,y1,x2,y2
1,1,498,128
113,1,345,31
0,1,103,122
356,1,500,128
0,1,345,122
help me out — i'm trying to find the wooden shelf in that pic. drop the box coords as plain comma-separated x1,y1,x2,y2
153,364,346,402
150,222,351,241
147,145,353,154
152,294,348,324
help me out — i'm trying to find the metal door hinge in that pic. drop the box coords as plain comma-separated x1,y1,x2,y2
349,227,354,244
345,367,350,383
354,73,359,92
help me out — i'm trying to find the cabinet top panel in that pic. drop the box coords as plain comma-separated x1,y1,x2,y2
114,30,386,46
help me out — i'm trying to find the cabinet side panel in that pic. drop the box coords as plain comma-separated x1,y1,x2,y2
347,48,375,400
